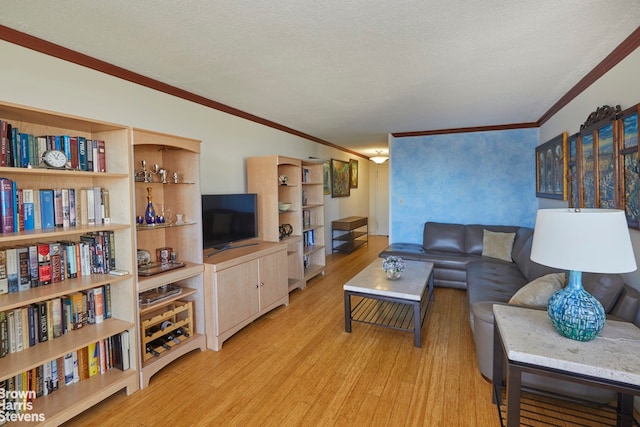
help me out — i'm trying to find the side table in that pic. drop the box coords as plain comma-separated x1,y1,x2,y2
492,304,640,427
332,216,368,253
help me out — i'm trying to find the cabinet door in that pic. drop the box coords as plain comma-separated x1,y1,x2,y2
215,259,259,335
258,250,287,310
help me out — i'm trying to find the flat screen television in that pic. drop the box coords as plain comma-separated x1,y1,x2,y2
201,193,259,253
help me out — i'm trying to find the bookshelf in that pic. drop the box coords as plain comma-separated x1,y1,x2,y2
132,129,206,388
247,156,325,291
301,161,325,281
0,101,138,425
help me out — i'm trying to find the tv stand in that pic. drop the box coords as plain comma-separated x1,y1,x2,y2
206,242,259,257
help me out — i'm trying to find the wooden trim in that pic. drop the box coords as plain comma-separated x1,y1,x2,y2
0,25,368,160
538,26,640,125
392,122,538,138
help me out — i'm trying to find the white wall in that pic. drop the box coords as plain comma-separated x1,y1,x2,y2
0,40,370,254
539,47,640,289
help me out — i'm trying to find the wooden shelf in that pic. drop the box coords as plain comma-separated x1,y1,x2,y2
133,130,205,389
2,318,134,380
0,223,130,244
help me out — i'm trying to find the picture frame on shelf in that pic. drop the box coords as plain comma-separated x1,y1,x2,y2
349,159,358,188
331,159,350,198
535,132,567,200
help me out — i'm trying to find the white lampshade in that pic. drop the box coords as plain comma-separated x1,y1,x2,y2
531,208,637,273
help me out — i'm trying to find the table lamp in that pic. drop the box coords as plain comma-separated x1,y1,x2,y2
530,208,637,341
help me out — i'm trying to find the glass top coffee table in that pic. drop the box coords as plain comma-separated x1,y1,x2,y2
343,258,434,347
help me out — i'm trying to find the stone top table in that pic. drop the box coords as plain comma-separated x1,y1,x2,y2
343,258,434,347
493,304,640,426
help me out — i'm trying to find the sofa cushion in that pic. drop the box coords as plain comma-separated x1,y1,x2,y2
378,243,427,262
423,222,465,253
481,230,516,262
465,224,521,255
467,261,528,305
508,272,566,308
582,273,624,313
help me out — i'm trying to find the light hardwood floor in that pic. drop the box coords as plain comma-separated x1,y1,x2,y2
64,236,499,426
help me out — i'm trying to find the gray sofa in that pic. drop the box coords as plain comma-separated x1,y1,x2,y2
380,221,640,403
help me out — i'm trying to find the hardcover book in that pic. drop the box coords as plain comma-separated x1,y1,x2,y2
49,243,62,283
0,248,8,294
22,189,35,231
0,178,14,233
53,188,63,228
36,242,51,285
16,246,30,291
6,247,18,293
39,189,55,229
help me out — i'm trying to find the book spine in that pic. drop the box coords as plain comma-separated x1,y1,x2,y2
0,311,7,357
0,248,7,295
49,243,62,284
16,247,30,291
11,127,19,168
36,243,51,286
0,178,14,233
26,245,38,288
51,298,62,339
53,188,63,228
93,186,102,225
6,248,18,293
68,188,76,227
69,136,79,169
22,189,35,231
86,188,95,225
0,120,7,167
19,133,29,168
39,189,55,229
86,139,94,173
93,287,104,324
13,308,22,352
78,137,87,171
36,301,47,343
28,134,37,168
27,305,36,347
61,188,70,228
97,140,106,172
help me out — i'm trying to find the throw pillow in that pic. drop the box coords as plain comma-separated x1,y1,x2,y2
509,273,566,308
481,230,516,262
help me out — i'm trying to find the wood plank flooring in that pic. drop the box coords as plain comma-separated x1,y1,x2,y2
64,236,499,426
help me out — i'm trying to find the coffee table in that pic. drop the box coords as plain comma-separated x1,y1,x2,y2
493,304,640,427
343,258,434,347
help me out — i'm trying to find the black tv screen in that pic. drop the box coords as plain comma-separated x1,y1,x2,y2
201,193,258,250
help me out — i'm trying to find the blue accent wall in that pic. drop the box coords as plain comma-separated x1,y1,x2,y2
390,128,539,243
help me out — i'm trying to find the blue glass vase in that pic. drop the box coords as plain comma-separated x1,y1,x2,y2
547,270,605,341
144,187,156,225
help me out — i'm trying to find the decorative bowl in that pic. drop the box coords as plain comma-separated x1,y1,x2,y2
278,202,292,212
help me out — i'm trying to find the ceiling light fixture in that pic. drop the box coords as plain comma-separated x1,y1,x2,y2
370,150,389,164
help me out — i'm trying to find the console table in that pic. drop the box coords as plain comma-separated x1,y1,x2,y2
492,304,640,427
332,216,368,253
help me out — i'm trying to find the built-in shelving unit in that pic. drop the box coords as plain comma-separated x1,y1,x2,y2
247,155,325,291
0,101,138,425
132,129,206,388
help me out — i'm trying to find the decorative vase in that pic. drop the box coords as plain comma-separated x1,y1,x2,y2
144,187,156,225
386,270,402,280
547,270,605,341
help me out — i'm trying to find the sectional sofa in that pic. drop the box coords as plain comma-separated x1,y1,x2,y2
380,221,640,403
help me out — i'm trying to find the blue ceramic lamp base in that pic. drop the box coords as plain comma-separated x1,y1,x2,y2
547,270,605,341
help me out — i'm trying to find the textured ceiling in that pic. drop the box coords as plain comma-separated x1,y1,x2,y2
0,1,639,157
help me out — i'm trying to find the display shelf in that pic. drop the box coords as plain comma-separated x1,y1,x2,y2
133,128,206,389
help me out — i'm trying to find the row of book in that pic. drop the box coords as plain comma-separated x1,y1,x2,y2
0,284,112,357
0,180,111,233
0,119,107,172
0,231,117,295
0,331,129,423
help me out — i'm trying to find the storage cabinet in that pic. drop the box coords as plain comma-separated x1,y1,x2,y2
247,156,325,291
203,241,287,351
332,216,368,254
132,129,206,388
0,102,138,424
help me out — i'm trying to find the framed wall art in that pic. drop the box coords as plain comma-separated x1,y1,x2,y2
331,159,351,197
535,132,568,200
349,159,358,188
323,160,331,195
